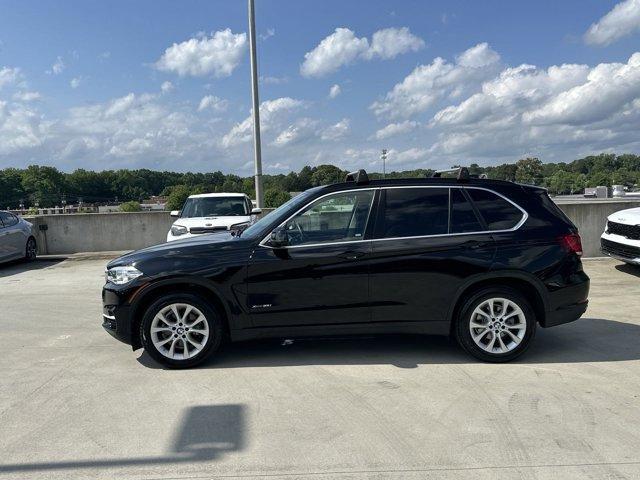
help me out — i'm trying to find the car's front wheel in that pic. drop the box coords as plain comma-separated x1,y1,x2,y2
455,287,536,362
140,293,223,368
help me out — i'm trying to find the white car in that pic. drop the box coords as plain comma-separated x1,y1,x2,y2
601,206,640,265
167,193,261,242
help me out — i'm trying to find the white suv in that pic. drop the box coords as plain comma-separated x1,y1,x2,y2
167,193,261,242
601,206,640,265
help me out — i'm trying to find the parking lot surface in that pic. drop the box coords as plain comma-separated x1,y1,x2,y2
1,256,640,479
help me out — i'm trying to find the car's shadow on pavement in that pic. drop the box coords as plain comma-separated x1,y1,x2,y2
137,317,640,370
0,258,64,278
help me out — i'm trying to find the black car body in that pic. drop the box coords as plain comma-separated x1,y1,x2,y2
103,171,589,366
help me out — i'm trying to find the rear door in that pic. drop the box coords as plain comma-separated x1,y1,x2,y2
369,187,496,327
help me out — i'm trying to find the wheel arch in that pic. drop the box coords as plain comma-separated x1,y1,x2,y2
447,271,548,335
129,277,231,349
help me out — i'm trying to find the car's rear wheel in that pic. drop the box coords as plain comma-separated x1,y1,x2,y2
25,237,37,261
455,287,536,362
140,293,222,368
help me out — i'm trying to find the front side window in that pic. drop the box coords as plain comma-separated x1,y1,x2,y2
466,188,524,231
0,212,18,227
380,188,449,238
180,197,249,218
281,190,375,246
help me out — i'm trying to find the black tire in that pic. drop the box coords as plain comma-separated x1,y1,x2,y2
24,237,37,262
140,293,223,368
455,287,536,363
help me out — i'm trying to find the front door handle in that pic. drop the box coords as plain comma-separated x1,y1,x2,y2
338,250,366,260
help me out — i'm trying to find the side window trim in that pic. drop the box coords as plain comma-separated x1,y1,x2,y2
460,188,489,231
371,185,527,242
258,188,379,249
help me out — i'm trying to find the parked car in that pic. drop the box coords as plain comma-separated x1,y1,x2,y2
601,206,640,265
166,193,261,242
103,168,590,368
0,211,37,264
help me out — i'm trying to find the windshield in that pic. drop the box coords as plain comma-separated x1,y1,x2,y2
241,187,322,239
181,197,249,218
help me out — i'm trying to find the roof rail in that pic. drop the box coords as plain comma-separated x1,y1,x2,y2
345,169,370,185
431,167,470,181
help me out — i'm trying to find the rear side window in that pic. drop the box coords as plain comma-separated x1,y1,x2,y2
450,189,483,233
380,188,449,238
466,188,523,231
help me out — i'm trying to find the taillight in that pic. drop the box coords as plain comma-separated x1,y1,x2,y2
559,233,583,256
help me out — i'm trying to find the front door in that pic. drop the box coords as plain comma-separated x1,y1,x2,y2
247,189,376,328
0,212,22,261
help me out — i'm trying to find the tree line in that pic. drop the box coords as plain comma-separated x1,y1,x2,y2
1,153,639,210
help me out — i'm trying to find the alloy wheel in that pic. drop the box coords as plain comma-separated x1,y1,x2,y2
150,303,210,360
468,297,526,354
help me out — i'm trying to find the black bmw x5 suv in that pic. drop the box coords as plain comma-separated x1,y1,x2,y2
103,169,589,368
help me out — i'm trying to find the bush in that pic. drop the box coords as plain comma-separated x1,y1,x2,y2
119,201,142,212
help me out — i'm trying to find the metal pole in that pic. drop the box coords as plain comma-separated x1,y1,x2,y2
248,0,264,208
381,149,387,179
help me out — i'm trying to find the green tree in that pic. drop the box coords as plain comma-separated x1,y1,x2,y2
515,157,543,185
547,170,576,195
264,189,291,208
21,165,66,207
119,201,142,212
166,185,195,211
310,165,346,186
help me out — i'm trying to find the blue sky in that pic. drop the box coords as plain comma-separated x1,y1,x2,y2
1,0,640,174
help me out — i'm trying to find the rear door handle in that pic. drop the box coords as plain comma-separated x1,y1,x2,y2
338,250,366,260
463,240,489,250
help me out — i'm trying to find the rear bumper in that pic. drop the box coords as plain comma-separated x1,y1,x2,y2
543,272,590,328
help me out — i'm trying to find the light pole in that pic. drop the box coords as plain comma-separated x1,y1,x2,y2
248,0,264,208
381,149,388,179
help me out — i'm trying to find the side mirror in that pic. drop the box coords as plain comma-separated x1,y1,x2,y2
251,208,262,215
269,226,289,248
170,210,181,217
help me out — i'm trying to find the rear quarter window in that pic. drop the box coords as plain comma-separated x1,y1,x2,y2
466,188,524,231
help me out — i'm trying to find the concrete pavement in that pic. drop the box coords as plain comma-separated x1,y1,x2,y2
1,257,640,479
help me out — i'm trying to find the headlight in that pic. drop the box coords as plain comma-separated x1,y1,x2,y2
105,265,143,285
171,225,188,236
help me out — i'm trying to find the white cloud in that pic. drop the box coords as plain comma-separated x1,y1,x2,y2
70,77,82,89
160,81,174,94
47,56,65,75
259,75,288,85
426,51,640,163
0,67,21,89
272,118,318,147
221,97,305,148
370,43,501,119
0,100,47,154
13,91,41,102
300,28,369,78
155,28,247,77
260,28,276,41
374,120,419,140
98,51,111,60
584,0,640,46
320,118,350,141
365,27,425,60
300,27,424,77
197,94,228,112
328,84,341,99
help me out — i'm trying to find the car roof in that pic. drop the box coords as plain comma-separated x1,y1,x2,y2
319,177,533,192
187,193,248,199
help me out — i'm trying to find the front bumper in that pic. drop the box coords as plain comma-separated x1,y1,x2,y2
102,286,135,346
601,235,640,265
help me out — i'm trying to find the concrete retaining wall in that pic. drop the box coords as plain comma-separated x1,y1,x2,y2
24,200,640,257
556,199,640,257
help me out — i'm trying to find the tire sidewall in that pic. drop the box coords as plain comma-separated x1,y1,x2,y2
140,293,222,368
456,287,536,363
25,237,37,261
